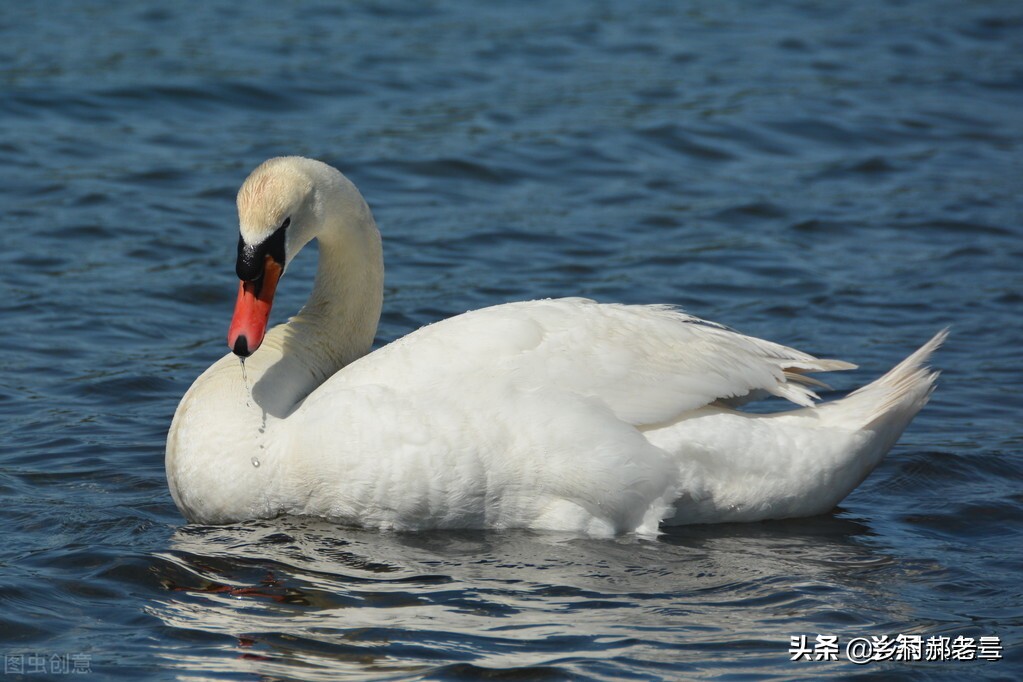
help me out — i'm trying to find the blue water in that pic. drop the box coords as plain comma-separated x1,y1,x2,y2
2,1,1021,679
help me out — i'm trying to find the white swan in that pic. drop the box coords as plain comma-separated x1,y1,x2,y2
166,156,944,535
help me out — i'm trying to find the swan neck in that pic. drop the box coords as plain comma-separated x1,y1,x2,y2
291,208,383,373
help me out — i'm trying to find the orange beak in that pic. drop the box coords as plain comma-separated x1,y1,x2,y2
227,255,283,357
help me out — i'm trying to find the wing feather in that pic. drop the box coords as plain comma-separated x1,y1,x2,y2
318,298,855,426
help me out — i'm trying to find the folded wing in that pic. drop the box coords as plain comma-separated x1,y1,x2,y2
318,298,855,427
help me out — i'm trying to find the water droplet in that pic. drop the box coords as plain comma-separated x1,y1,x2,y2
251,457,260,468
240,357,253,408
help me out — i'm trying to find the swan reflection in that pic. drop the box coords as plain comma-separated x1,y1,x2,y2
147,514,921,678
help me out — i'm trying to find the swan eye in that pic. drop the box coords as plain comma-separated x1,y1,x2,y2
236,218,289,281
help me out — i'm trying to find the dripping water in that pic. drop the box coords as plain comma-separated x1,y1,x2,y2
239,356,253,408
239,356,270,462
257,408,267,460
239,356,265,467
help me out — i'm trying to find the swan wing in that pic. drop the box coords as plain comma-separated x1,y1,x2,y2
315,298,854,426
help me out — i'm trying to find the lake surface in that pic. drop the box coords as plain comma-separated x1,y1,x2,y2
2,1,1021,679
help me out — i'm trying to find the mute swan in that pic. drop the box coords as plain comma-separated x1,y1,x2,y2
166,156,944,535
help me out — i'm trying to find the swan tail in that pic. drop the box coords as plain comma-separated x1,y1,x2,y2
821,329,947,439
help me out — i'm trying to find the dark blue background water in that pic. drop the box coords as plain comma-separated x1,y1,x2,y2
1,1,1021,679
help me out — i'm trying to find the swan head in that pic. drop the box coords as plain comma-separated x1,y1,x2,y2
227,157,339,357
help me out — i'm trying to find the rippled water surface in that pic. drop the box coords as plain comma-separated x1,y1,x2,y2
2,1,1022,679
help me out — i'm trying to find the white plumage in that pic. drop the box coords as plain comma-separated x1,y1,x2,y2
166,157,944,535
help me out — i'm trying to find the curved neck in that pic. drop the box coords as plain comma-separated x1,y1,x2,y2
251,180,384,417
288,220,384,376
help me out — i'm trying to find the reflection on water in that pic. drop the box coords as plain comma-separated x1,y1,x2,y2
146,515,917,678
